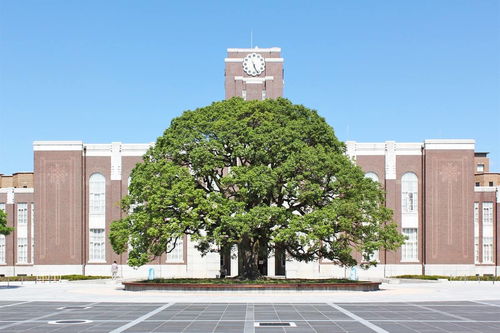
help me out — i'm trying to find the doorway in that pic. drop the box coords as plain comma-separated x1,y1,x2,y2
275,244,286,276
220,247,231,278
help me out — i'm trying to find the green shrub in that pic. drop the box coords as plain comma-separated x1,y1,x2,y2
0,275,110,282
140,278,359,284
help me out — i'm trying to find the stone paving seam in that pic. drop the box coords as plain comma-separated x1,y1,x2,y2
292,303,320,333
407,303,475,322
108,303,173,333
0,305,72,330
244,303,255,333
470,300,500,308
0,301,32,309
208,302,227,333
328,303,389,333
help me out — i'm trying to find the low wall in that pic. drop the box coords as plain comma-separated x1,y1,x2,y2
123,281,381,292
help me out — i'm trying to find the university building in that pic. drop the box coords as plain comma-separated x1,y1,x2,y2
0,47,499,279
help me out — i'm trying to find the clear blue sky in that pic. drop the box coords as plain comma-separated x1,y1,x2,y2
1,1,499,175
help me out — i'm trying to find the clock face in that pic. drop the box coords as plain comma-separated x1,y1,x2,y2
242,53,265,76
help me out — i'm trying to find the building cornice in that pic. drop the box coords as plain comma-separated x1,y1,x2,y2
33,141,83,151
424,139,475,150
225,58,284,63
227,47,281,53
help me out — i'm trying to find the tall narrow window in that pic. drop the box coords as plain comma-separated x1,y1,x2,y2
474,202,480,263
364,172,380,261
167,237,184,263
0,235,5,264
0,204,5,264
483,237,493,264
402,173,418,213
483,202,493,225
89,228,105,262
31,203,35,264
17,203,28,264
89,173,106,262
402,228,418,262
482,202,494,264
17,237,28,264
89,173,106,215
17,203,28,226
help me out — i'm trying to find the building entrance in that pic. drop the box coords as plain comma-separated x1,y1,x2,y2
275,244,286,276
220,247,231,278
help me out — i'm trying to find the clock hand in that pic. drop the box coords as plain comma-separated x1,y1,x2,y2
252,60,258,72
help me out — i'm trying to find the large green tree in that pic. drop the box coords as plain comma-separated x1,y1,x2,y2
0,210,13,236
110,98,404,279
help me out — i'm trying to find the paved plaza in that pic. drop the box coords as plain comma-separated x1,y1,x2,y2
2,300,500,332
1,281,500,332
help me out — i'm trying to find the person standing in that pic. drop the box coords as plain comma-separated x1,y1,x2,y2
111,261,119,280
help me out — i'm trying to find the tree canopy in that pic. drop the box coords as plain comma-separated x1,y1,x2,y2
0,210,13,236
110,98,404,279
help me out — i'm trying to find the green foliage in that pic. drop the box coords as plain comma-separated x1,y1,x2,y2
110,98,405,278
0,210,13,236
141,278,355,284
0,275,110,281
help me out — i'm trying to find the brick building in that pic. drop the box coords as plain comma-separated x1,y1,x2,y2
0,47,498,278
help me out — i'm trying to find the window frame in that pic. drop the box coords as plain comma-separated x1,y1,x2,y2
401,228,418,262
166,235,187,264
401,172,418,214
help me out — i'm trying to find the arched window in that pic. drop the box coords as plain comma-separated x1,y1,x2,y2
365,172,379,183
89,173,105,262
89,173,105,215
401,172,418,213
401,172,418,262
363,172,380,262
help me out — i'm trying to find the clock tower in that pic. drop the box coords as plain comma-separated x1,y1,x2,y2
225,47,284,100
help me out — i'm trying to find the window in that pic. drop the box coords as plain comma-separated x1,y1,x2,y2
89,174,106,262
364,250,379,263
402,173,418,213
167,237,184,263
242,90,247,100
365,172,379,183
17,203,28,226
0,235,5,264
483,237,494,263
262,90,266,100
477,164,484,172
474,237,480,264
489,181,494,187
474,202,480,263
361,174,379,263
475,182,480,187
482,202,494,264
31,203,35,263
89,173,106,215
17,237,28,264
483,202,494,226
402,228,418,262
0,203,5,212
89,228,105,262
16,204,28,264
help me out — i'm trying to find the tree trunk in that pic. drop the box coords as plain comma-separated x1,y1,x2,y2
238,236,261,280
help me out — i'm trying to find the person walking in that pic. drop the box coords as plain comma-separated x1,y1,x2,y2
111,261,119,280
